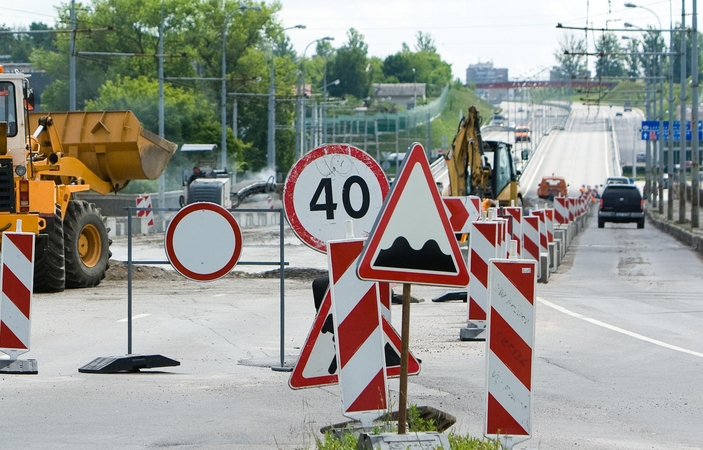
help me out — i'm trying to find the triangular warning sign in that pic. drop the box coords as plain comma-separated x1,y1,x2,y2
357,143,469,287
289,286,420,389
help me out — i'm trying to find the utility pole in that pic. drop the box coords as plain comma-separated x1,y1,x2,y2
668,12,675,220
267,61,276,177
157,0,165,229
692,0,700,227
69,0,76,111
658,53,664,214
220,3,228,171
680,1,687,223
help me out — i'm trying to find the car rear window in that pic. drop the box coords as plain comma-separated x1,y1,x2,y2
602,186,642,199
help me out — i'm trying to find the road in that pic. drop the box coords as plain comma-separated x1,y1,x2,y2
1,104,702,449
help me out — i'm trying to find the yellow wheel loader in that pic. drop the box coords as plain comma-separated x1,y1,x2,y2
0,67,176,292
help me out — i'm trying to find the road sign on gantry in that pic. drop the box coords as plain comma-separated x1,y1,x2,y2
357,143,469,287
284,144,390,253
165,202,242,281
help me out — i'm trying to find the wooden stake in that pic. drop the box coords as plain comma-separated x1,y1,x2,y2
398,282,411,434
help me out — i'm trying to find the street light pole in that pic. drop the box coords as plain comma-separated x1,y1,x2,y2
692,0,700,227
300,36,334,158
680,0,687,223
221,4,260,172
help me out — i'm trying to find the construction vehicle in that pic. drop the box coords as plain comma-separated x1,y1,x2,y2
178,144,277,208
1,67,177,293
444,106,523,207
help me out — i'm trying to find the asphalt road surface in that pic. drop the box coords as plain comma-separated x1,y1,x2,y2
1,105,702,449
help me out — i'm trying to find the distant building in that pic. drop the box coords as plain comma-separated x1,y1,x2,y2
373,83,426,110
465,62,508,85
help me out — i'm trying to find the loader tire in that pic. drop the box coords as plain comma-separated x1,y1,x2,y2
33,205,66,293
64,200,110,288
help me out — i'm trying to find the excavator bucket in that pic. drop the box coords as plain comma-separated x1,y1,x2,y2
29,111,177,183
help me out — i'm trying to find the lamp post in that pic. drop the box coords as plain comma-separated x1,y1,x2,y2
300,36,334,158
625,4,664,209
323,78,340,144
221,3,260,172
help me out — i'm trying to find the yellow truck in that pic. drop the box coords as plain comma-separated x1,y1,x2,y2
0,67,176,292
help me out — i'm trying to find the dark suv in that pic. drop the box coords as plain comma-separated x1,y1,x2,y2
598,185,645,228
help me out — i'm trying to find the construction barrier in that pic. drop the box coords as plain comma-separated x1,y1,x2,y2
486,258,537,448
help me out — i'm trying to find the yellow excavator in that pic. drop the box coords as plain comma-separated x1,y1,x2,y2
444,106,523,208
0,67,177,292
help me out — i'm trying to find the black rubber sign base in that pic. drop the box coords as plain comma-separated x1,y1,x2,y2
0,359,38,374
78,354,180,373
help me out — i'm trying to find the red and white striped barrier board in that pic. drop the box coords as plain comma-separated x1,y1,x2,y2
554,197,569,225
379,282,392,322
567,198,575,222
496,217,510,259
136,195,155,229
443,196,482,234
468,221,499,323
329,239,388,426
503,207,523,258
531,210,548,255
485,258,536,445
522,216,541,278
544,209,554,243
0,231,35,356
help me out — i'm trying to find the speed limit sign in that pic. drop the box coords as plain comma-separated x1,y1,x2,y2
284,144,390,253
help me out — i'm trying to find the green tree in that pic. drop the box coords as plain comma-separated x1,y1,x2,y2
84,75,232,189
327,28,370,99
595,32,625,78
553,34,587,79
640,28,665,80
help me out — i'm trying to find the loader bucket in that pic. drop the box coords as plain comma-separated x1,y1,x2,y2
29,111,177,183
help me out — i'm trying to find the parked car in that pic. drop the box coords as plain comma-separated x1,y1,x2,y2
636,152,646,162
515,126,531,142
537,175,568,200
598,184,645,229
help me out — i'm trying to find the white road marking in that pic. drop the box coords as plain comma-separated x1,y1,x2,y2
117,313,151,322
538,298,703,359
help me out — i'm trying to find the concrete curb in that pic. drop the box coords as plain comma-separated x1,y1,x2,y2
646,210,703,255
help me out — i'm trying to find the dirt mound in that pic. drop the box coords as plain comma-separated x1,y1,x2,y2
105,260,327,282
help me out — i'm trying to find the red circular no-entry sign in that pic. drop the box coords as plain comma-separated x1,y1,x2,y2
165,202,242,281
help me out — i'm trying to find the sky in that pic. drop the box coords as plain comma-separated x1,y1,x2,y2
2,0,682,81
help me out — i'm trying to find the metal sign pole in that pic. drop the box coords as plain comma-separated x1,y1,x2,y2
127,207,133,355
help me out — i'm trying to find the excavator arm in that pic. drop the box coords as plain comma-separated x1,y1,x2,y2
445,106,491,198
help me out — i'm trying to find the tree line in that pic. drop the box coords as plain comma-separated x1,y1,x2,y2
0,0,453,190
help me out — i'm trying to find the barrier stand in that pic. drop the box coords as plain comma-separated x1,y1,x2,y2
0,221,38,374
79,206,290,373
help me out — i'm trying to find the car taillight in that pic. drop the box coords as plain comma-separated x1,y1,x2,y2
599,198,604,210
640,199,645,211
19,179,29,213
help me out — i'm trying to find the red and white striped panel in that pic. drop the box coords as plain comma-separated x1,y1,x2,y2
522,216,541,279
485,259,536,442
554,197,569,224
328,238,387,426
0,232,35,355
531,210,548,255
503,207,523,258
544,209,554,243
567,198,575,222
443,196,482,234
468,221,499,323
378,282,391,322
497,218,509,259
136,195,155,228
